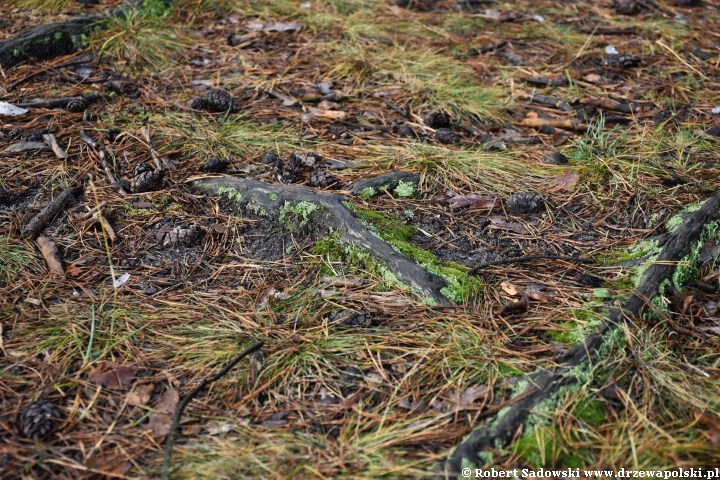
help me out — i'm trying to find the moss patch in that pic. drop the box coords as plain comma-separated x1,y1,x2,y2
354,208,482,302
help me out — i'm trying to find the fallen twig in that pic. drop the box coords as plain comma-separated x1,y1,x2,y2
16,93,99,110
22,186,83,240
516,91,573,112
520,117,587,131
80,130,129,195
161,340,265,480
42,134,68,159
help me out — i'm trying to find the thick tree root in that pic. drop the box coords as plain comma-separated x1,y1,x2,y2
440,192,720,478
0,1,142,69
190,176,452,306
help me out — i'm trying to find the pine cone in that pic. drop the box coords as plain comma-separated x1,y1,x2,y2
18,399,61,439
204,89,240,112
397,124,418,139
541,152,569,165
435,128,460,144
203,158,230,173
307,169,338,189
260,151,281,165
424,112,451,129
162,223,201,248
291,152,322,169
131,163,164,193
604,54,641,68
505,193,545,214
66,98,89,113
328,309,376,327
613,0,642,15
189,97,208,110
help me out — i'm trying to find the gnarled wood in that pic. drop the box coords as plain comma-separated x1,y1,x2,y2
440,192,720,479
191,176,452,306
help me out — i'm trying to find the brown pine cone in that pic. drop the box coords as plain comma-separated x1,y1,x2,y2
204,89,240,112
18,399,61,439
328,309,377,327
66,98,89,113
505,193,545,214
131,163,164,193
189,97,208,110
162,223,202,248
291,152,322,169
424,112,451,129
435,128,460,144
307,169,338,189
260,151,281,165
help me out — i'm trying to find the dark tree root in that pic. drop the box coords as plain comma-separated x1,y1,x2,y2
439,192,720,479
0,0,143,69
190,176,452,306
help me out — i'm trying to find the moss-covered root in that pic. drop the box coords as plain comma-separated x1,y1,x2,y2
440,192,720,478
189,176,452,306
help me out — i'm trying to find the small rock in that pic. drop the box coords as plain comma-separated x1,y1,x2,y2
505,193,545,214
541,152,569,165
435,128,461,144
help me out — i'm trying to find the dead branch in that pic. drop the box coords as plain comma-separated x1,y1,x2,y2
36,236,64,278
21,186,83,240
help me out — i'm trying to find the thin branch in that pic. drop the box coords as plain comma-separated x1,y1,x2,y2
161,340,265,480
468,255,595,275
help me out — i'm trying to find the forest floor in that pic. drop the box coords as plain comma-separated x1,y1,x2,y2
2,0,720,478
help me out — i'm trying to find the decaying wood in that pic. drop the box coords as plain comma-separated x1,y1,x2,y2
579,97,636,114
191,177,452,306
36,236,64,278
80,130,129,195
141,127,175,171
441,192,720,478
17,93,100,110
21,186,83,240
81,209,117,244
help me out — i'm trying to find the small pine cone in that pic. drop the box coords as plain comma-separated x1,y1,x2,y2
66,98,89,113
18,399,61,439
131,162,164,193
291,152,322,170
260,151,281,165
613,0,642,15
328,309,376,327
604,54,641,68
203,158,230,173
424,112,451,129
435,128,460,144
505,192,545,214
397,124,418,139
163,223,201,248
189,97,208,110
307,169,338,189
275,169,296,184
204,89,240,112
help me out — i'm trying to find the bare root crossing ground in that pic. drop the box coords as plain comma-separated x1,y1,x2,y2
2,0,720,477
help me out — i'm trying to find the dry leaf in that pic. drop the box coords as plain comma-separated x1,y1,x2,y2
127,384,154,406
149,413,173,437
583,73,603,83
488,216,529,235
552,169,580,191
86,452,132,476
496,290,529,316
459,385,488,405
157,387,179,413
88,362,137,387
440,192,499,210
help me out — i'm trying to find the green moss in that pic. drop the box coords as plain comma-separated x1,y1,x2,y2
354,209,482,301
216,186,242,203
268,193,277,201
514,426,559,468
498,363,523,377
53,32,62,41
574,399,605,426
359,187,377,199
394,180,416,198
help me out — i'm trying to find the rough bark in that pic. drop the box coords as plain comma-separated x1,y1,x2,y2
191,177,452,306
21,186,83,240
440,192,720,479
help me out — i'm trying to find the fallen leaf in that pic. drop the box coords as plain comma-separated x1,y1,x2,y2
440,192,499,210
487,216,529,235
583,73,603,84
127,383,154,406
157,387,179,413
496,290,529,316
86,452,132,476
149,412,173,437
88,362,137,387
211,223,227,234
552,169,580,191
459,385,488,404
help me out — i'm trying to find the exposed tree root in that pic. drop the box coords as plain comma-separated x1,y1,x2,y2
0,1,142,69
440,192,720,479
190,176,452,306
